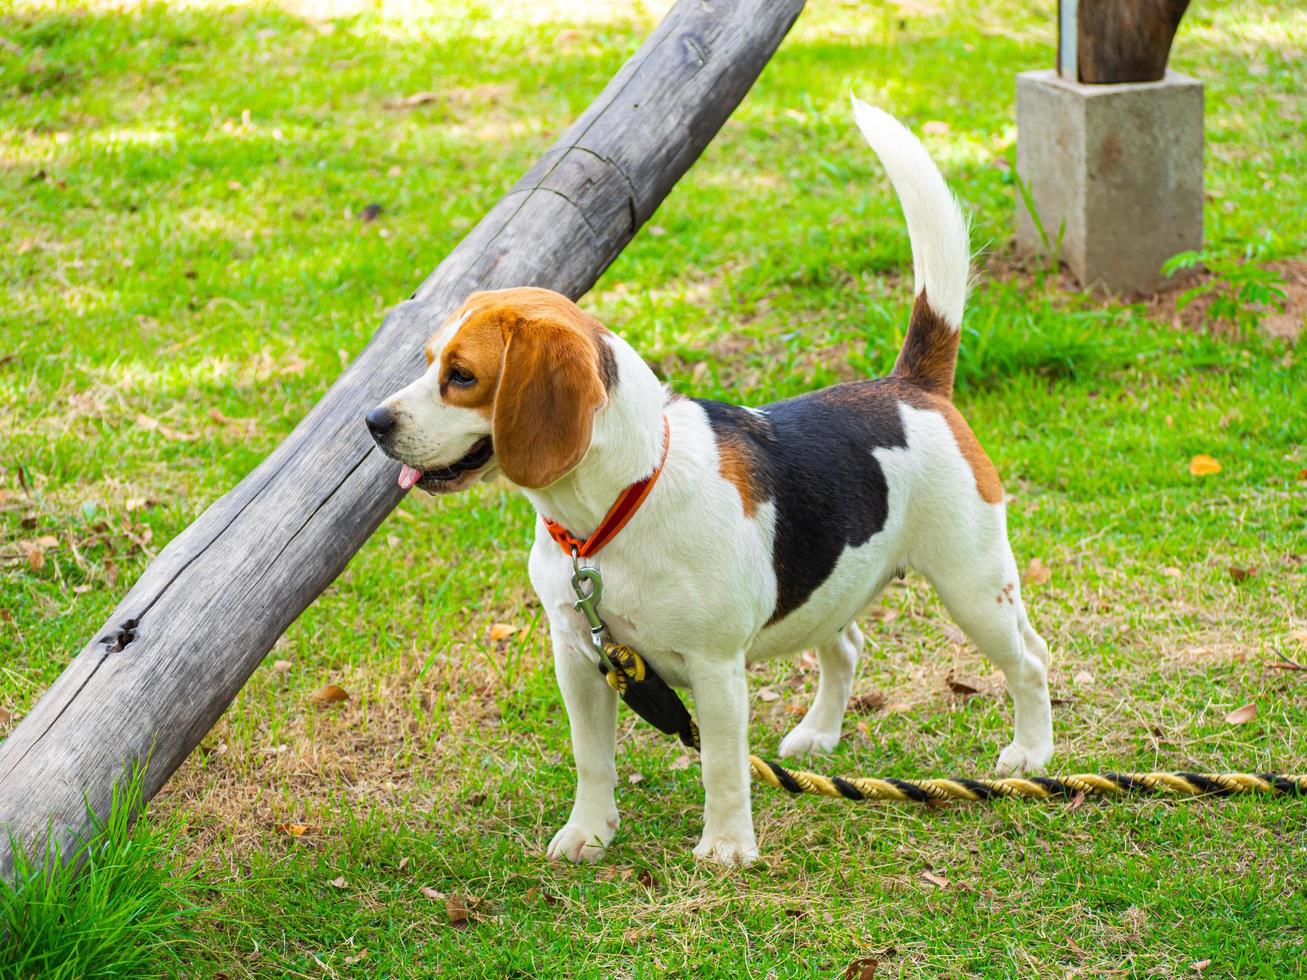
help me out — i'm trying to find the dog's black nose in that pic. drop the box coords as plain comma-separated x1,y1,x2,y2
365,406,396,441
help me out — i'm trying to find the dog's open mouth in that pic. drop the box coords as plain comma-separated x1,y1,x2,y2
397,437,494,493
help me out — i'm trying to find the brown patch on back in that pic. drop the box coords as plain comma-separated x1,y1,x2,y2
893,292,959,399
941,406,1002,505
715,434,765,517
895,381,1003,505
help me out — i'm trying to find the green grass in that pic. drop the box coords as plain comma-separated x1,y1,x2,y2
2,0,1305,975
0,771,198,979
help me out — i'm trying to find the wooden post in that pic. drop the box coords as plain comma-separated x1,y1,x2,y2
0,0,805,879
1058,0,1190,84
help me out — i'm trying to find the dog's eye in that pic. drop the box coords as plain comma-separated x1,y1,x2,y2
447,367,476,387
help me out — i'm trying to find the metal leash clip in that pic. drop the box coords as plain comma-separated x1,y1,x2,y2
570,548,607,654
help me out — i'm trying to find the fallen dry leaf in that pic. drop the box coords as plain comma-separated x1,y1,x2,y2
636,868,655,889
207,408,254,430
329,876,348,889
344,951,368,966
1292,630,1307,648
628,772,644,785
1073,670,1095,686
1188,454,1222,477
1024,557,1052,585
0,707,12,725
847,691,887,713
945,671,982,697
398,857,409,871
488,622,518,643
1225,702,1257,725
135,413,197,441
275,823,307,837
844,957,880,980
1067,790,1086,812
272,659,292,673
1228,565,1258,582
919,870,949,889
25,543,44,572
1266,660,1304,672
1190,960,1211,973
445,895,470,928
670,753,693,771
922,120,951,135
799,649,818,671
758,686,780,702
385,91,439,109
420,886,444,901
1160,565,1183,578
309,684,349,705
941,623,967,645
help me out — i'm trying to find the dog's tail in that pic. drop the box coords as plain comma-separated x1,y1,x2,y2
852,96,970,400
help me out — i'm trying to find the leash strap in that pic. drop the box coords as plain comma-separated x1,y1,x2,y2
597,643,1307,804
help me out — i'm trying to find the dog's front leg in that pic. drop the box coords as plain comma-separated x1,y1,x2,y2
546,629,620,864
687,653,759,866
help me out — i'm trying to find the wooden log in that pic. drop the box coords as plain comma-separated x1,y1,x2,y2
1059,0,1190,84
0,0,805,879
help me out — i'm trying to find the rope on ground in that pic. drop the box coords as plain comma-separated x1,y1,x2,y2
599,641,1307,805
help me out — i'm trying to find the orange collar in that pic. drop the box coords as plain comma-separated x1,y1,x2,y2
543,416,670,558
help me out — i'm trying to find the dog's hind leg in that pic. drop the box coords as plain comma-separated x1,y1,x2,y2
918,536,1053,775
778,622,863,758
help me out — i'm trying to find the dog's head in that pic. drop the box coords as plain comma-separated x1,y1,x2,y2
365,287,611,493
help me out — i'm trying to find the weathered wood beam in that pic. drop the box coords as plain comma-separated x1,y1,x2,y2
0,0,805,878
1058,0,1190,84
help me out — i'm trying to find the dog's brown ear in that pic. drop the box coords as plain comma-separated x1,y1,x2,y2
493,316,607,489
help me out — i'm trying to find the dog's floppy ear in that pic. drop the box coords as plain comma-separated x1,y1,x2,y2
493,316,607,489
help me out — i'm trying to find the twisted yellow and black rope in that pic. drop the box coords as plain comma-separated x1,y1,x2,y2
599,642,1307,804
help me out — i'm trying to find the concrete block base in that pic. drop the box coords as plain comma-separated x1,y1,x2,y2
1016,68,1203,295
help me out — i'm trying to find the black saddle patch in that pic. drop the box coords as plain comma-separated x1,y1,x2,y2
695,380,910,623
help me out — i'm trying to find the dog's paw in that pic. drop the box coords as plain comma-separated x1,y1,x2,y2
546,822,614,865
778,724,840,758
995,741,1053,776
693,832,760,868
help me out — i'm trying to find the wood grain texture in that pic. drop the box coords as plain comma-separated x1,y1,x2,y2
1060,0,1190,83
0,0,805,879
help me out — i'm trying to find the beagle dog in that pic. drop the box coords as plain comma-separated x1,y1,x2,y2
365,100,1054,866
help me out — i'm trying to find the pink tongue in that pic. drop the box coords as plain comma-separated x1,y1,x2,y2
398,465,422,490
